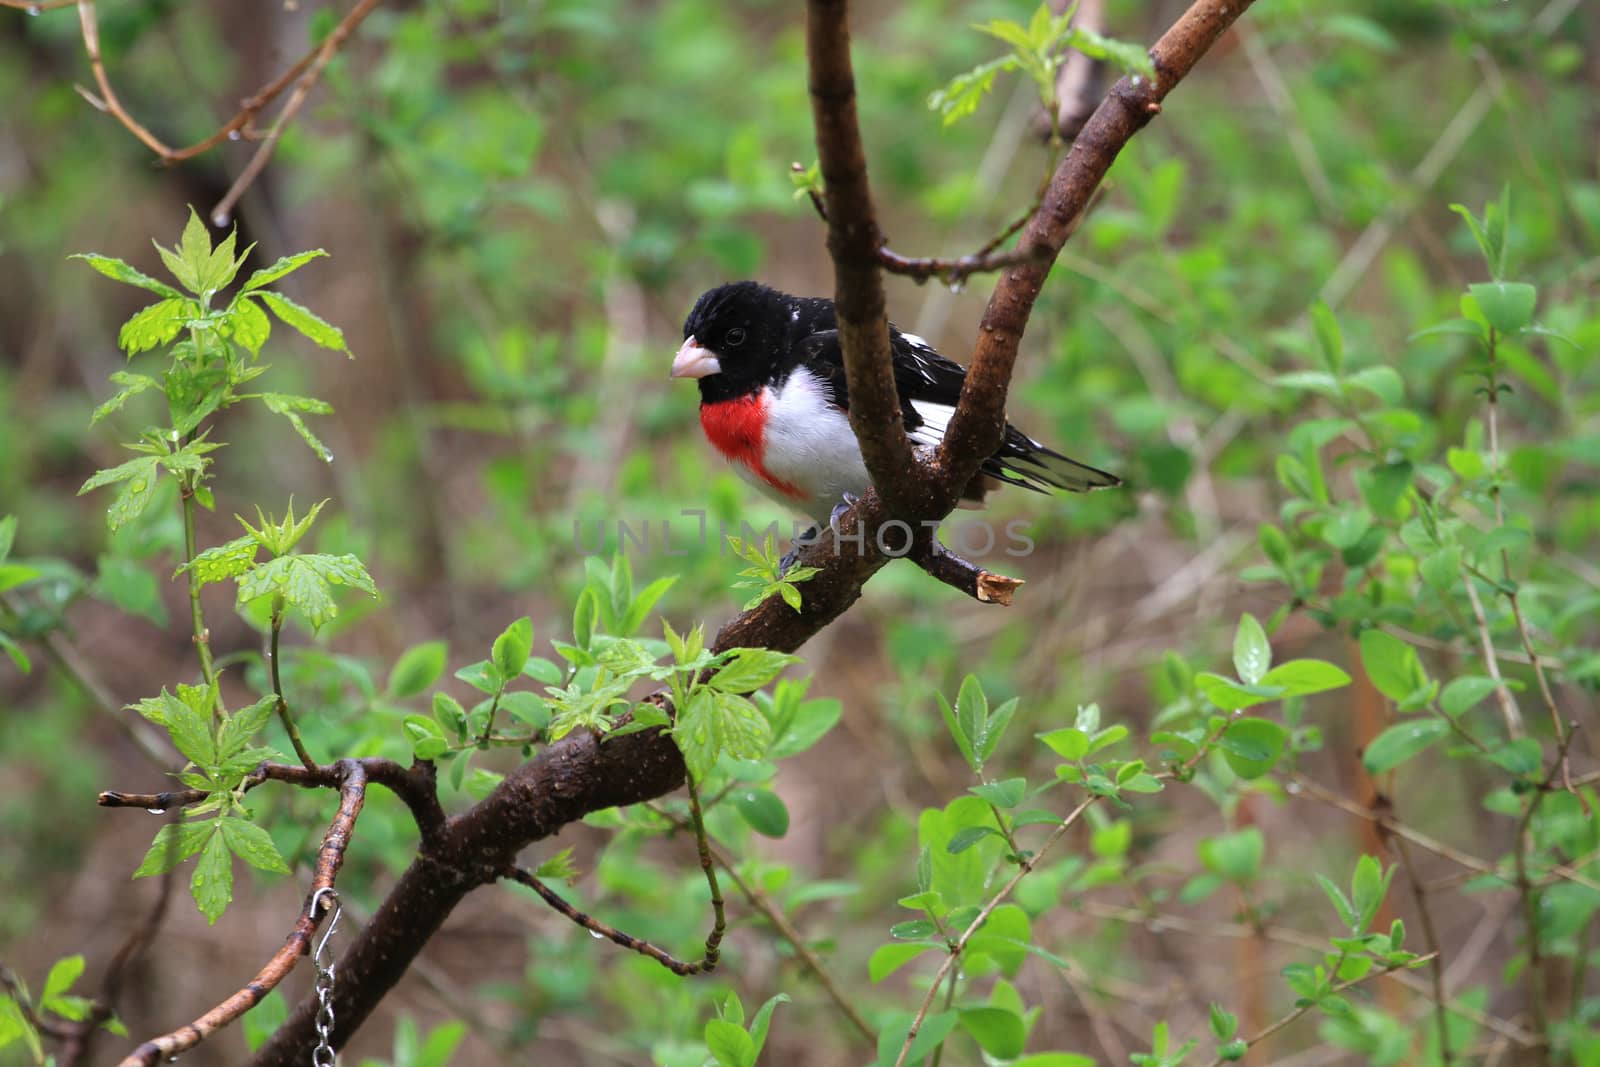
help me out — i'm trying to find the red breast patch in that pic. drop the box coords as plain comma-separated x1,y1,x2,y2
700,395,806,501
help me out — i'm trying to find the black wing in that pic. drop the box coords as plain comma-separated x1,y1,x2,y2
793,327,1120,495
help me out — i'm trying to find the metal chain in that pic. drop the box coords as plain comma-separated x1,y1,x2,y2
309,887,342,1067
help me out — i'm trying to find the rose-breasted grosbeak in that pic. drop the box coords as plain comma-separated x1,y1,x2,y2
672,280,1120,537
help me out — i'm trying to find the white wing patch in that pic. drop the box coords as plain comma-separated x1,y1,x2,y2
895,331,941,388
907,399,956,449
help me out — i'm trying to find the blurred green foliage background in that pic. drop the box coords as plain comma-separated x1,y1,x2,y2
1,0,1597,1063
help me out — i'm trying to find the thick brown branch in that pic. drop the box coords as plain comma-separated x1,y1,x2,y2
940,0,1257,491
806,0,924,517
116,762,367,1067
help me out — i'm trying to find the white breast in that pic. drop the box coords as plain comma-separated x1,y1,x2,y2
759,368,871,523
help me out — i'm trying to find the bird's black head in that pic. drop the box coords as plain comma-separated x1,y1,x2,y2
673,281,810,403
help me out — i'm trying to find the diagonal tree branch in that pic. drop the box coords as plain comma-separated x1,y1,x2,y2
805,0,925,519
940,0,1258,491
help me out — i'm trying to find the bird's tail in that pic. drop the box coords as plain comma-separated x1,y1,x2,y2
983,428,1122,495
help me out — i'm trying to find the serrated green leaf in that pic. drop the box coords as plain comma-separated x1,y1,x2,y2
176,535,259,587
219,816,290,873
242,249,329,291
259,393,336,462
257,291,350,354
672,689,773,780
178,207,214,289
134,821,216,876
117,298,188,356
236,553,378,631
192,828,233,924
91,371,161,426
227,296,271,357
710,648,796,694
72,253,185,299
216,695,274,762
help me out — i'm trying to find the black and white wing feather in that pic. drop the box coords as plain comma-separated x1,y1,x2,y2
791,327,1120,497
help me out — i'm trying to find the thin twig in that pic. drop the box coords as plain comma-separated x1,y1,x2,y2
504,867,717,976
1392,834,1453,1064
211,0,383,226
115,762,367,1066
99,757,445,842
647,803,875,1043
74,0,173,157
684,777,727,971
1197,955,1438,1067
270,609,317,771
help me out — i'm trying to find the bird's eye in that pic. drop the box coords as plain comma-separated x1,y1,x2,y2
725,327,747,347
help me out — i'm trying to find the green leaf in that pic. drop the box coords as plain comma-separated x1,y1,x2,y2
91,371,161,426
1198,827,1263,883
1195,672,1284,712
455,659,502,694
259,393,336,462
403,715,450,760
869,943,937,982
875,1012,961,1067
1218,718,1288,779
1347,366,1405,406
1469,281,1537,334
1038,727,1089,760
960,1006,1027,1059
133,821,215,877
176,535,259,588
768,697,841,759
0,515,13,564
216,695,274,762
1440,675,1499,718
939,692,978,769
955,674,988,768
928,56,1013,124
0,633,31,674
1363,719,1449,773
236,553,379,631
1233,613,1271,685
1259,660,1352,697
219,817,290,873
192,828,233,924
387,641,448,698
710,648,796,694
970,777,1026,808
1309,300,1343,374
732,788,790,837
41,956,85,1003
241,249,329,291
947,825,999,854
1358,630,1427,704
492,617,534,680
1065,24,1155,78
72,253,184,299
227,296,272,357
672,689,774,781
619,574,676,636
79,455,161,532
1209,1003,1237,1041
889,919,937,940
705,1019,754,1067
257,291,351,354
117,298,188,356
747,993,789,1061
178,207,215,289
500,691,550,730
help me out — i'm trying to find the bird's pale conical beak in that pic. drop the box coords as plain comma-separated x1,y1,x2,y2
671,337,722,379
